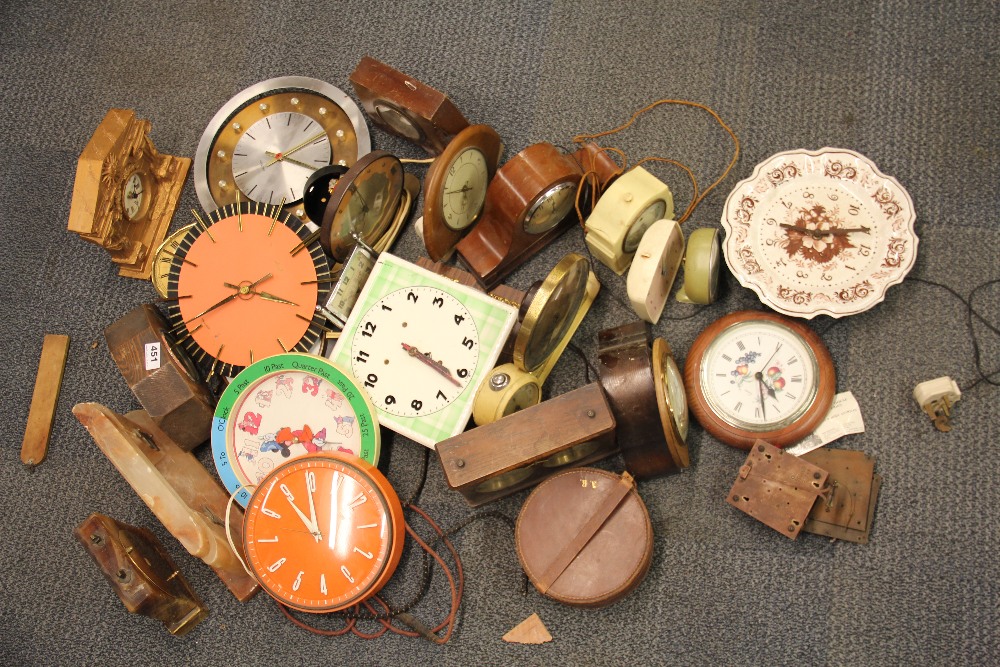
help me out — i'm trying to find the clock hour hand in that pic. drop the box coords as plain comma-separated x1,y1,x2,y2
263,131,328,168
402,343,462,387
779,223,870,238
445,183,473,196
306,474,321,544
222,282,300,306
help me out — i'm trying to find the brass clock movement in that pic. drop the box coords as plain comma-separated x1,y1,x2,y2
68,108,190,280
193,76,370,225
456,142,584,289
350,56,470,155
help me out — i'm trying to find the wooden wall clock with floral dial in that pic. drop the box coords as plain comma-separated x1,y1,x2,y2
683,310,836,450
164,202,331,380
243,452,405,612
456,142,584,289
194,76,370,225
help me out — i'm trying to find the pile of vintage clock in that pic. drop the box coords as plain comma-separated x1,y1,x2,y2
67,57,917,636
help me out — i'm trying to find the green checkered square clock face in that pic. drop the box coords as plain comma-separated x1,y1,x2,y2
328,253,518,448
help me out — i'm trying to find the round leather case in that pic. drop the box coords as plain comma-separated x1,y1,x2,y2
515,468,653,608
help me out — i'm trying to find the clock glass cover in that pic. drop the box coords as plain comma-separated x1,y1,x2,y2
623,199,667,253
243,452,403,612
523,181,577,234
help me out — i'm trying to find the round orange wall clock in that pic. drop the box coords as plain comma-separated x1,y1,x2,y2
242,452,405,612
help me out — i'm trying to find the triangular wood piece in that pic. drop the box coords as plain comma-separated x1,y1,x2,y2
503,613,553,644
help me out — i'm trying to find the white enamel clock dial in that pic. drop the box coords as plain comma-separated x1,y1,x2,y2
328,253,518,448
122,172,145,220
700,319,818,431
350,286,479,417
442,147,489,231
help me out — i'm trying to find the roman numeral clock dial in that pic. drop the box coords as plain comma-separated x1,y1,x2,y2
242,453,404,612
683,310,836,450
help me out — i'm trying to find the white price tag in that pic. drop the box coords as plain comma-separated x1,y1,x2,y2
786,391,865,456
144,342,161,371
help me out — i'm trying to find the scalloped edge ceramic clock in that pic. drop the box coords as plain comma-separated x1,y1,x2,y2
327,253,518,448
212,353,380,507
721,147,917,318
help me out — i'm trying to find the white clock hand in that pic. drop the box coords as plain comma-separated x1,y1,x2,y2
328,471,342,549
306,471,321,543
281,484,320,536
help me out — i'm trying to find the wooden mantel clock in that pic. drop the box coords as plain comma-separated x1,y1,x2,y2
68,108,190,280
456,142,584,289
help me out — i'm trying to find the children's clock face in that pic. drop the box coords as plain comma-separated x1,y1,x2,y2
350,286,480,418
212,353,381,506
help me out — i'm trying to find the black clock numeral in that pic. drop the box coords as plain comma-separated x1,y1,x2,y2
411,399,423,411
785,392,797,401
355,350,369,364
407,291,418,303
365,373,378,388
457,368,469,378
432,297,444,308
736,341,746,351
436,390,447,400
381,304,392,312
721,354,733,362
791,375,802,383
462,337,474,350
734,401,743,413
385,395,396,405
454,313,465,325
755,407,761,418
362,322,376,337
787,356,798,365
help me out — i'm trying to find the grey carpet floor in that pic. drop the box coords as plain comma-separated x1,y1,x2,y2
1,1,997,665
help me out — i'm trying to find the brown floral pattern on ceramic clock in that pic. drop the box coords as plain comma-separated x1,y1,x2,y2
722,147,917,319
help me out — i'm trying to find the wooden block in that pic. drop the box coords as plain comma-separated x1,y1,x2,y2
503,613,553,644
20,334,70,466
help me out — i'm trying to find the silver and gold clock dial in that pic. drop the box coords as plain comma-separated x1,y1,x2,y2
523,181,576,234
442,147,489,231
699,319,819,431
194,76,370,224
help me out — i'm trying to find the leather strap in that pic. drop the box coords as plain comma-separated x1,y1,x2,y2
536,472,635,593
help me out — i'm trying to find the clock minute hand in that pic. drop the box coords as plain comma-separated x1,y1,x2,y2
222,282,300,306
185,272,273,324
780,223,870,238
755,373,767,421
263,131,328,168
